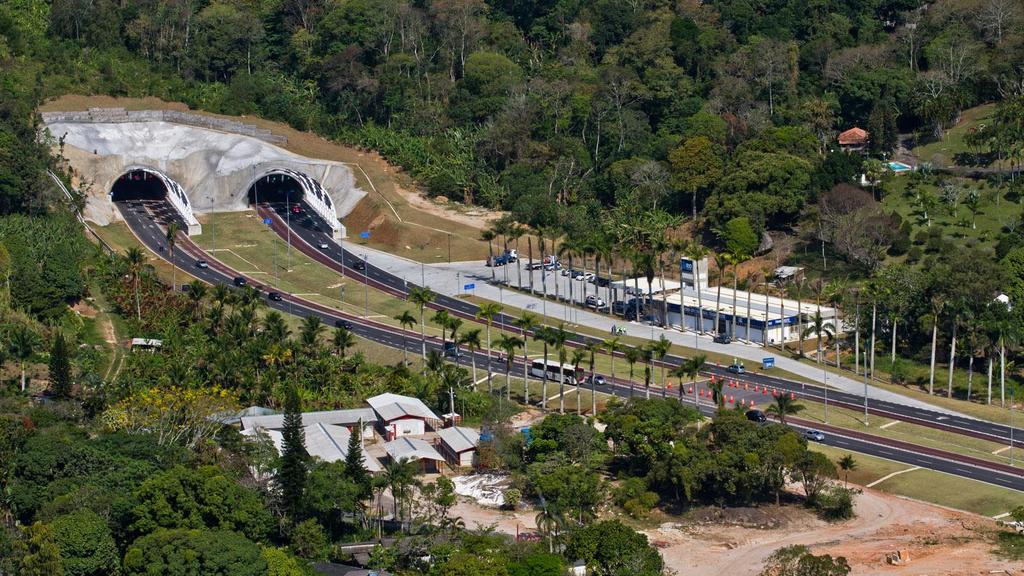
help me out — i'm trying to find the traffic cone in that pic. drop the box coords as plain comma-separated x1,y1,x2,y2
762,388,767,395
749,399,755,408
790,392,795,400
728,396,734,404
688,387,693,394
744,382,749,390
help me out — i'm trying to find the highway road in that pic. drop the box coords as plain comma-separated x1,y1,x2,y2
258,201,1024,449
117,199,1024,493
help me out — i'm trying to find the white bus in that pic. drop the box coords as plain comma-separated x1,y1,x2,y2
530,359,580,384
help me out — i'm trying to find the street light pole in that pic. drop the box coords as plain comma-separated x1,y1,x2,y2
362,254,369,318
1011,391,1015,467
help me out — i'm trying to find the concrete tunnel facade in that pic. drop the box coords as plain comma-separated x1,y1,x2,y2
41,109,366,238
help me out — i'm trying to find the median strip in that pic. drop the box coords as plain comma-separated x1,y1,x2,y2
992,446,1011,455
866,466,921,488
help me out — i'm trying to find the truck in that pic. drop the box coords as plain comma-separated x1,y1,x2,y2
486,249,518,267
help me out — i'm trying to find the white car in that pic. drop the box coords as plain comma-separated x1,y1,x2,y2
577,272,595,282
318,241,329,249
585,295,606,309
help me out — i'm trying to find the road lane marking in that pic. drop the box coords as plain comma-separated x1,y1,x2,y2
866,466,921,488
879,420,900,430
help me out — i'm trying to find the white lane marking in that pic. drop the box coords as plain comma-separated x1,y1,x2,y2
866,466,921,488
992,446,1011,455
879,420,900,430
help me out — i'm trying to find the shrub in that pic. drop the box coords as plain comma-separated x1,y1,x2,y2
811,486,855,521
502,488,522,510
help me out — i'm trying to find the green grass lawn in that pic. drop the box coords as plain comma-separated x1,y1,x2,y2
811,443,1023,517
912,104,997,168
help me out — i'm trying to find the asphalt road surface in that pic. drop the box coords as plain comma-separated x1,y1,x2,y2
117,199,1024,493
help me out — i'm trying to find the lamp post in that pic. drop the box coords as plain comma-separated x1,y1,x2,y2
361,254,369,318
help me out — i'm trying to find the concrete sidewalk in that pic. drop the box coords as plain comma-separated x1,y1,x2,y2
352,244,964,416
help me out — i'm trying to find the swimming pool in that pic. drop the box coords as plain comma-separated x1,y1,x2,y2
888,161,912,172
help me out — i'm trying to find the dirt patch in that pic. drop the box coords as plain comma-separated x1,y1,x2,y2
71,300,99,318
447,484,1018,576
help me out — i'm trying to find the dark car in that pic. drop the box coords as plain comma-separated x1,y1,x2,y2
713,333,732,344
268,291,283,301
232,276,247,287
352,260,366,271
612,301,628,316
442,341,462,358
334,319,353,330
745,409,767,423
195,259,209,269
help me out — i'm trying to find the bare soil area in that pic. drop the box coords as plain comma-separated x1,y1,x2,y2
451,484,1019,576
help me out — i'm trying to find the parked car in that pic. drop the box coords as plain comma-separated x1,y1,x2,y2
232,276,247,287
578,272,595,282
334,319,353,329
526,261,544,270
543,261,561,271
561,267,572,277
612,301,628,316
352,260,366,271
713,333,732,344
803,429,825,442
195,260,209,269
745,409,767,423
727,362,745,374
268,291,283,301
585,295,607,310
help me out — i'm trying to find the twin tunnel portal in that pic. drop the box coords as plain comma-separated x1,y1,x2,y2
110,168,342,238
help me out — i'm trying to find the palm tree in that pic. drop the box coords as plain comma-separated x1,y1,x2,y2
460,328,483,388
394,310,417,364
551,325,570,413
640,344,655,399
476,302,502,391
447,318,463,359
766,394,805,425
571,348,587,415
495,334,524,401
713,252,730,335
10,326,38,392
791,275,809,357
584,340,602,415
262,311,291,343
708,377,725,408
535,507,562,554
670,363,689,401
651,335,672,398
186,280,207,320
332,326,356,358
533,326,555,409
825,278,847,369
684,354,706,405
482,229,497,281
624,346,641,398
801,312,836,364
603,337,621,397
125,247,147,322
685,241,709,333
513,312,539,402
431,309,451,348
299,315,325,353
383,458,419,532
837,454,857,488
166,221,180,289
926,293,945,396
507,223,526,290
407,286,436,361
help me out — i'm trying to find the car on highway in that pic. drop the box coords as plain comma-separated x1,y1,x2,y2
585,375,606,386
745,409,767,423
713,333,732,344
443,341,462,358
268,291,283,301
727,362,745,374
291,204,301,214
352,260,366,271
334,319,353,330
233,276,247,287
195,260,209,269
318,241,330,249
803,429,825,442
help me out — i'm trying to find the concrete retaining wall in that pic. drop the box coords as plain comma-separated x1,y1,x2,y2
40,108,287,144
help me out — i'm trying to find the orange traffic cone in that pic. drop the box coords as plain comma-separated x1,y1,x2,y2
790,392,796,400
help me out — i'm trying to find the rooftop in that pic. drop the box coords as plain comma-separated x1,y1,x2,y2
242,422,383,472
384,437,446,463
240,407,377,431
437,426,480,453
838,127,869,145
609,277,681,295
367,393,439,423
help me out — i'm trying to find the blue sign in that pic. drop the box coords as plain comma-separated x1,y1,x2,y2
359,231,370,239
762,357,775,369
464,283,475,291
681,259,694,273
263,218,272,225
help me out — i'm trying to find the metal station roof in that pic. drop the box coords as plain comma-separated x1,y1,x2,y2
384,437,445,463
367,393,439,422
240,408,377,431
437,427,480,454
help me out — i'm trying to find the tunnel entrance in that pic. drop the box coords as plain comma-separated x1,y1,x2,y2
111,170,168,202
248,173,303,205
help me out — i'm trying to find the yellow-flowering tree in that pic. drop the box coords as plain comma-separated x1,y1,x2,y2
103,386,239,449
